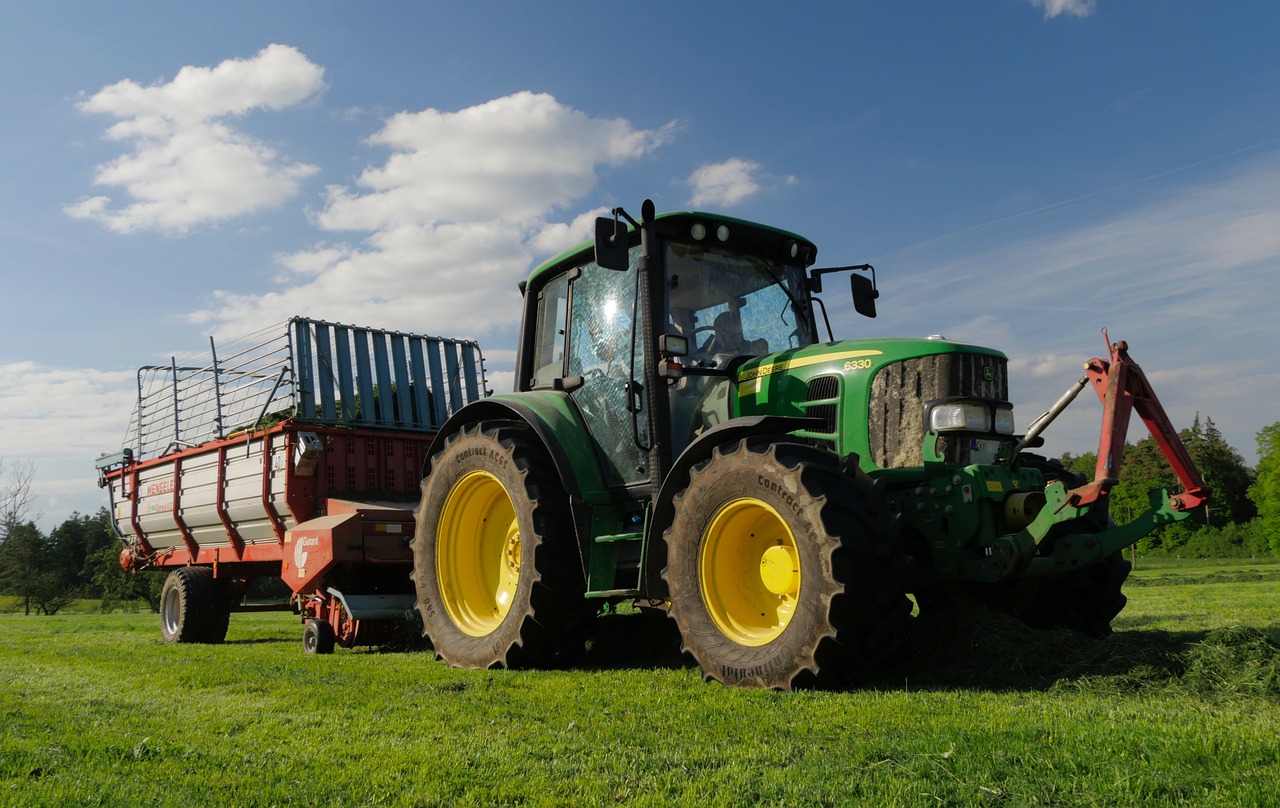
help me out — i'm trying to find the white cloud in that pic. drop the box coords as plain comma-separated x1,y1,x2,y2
864,153,1280,463
528,208,609,256
0,362,139,526
1028,0,1096,19
688,158,763,207
195,92,675,340
66,44,326,234
0,363,136,457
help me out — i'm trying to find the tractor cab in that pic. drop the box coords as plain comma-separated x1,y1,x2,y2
517,202,837,494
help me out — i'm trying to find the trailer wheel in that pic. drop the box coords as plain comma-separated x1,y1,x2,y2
414,422,593,669
663,438,910,689
302,619,336,654
160,567,228,644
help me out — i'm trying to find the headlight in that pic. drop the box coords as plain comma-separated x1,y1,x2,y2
994,405,1015,435
930,402,991,432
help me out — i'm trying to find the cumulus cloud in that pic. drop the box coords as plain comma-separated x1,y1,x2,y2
688,158,762,207
686,158,798,208
1028,0,1096,19
0,363,137,457
196,92,675,339
66,44,326,234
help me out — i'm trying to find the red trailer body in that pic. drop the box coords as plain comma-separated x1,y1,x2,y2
95,317,487,651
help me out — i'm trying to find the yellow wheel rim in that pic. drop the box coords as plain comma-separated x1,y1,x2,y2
436,470,521,637
699,497,801,646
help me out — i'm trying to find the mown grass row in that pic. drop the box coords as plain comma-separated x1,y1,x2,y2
1,564,1278,806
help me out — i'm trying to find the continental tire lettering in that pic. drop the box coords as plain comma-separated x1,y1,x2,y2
721,662,781,680
458,446,505,463
758,475,802,517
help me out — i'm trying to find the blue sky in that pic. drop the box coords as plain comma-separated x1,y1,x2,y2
2,1,1279,527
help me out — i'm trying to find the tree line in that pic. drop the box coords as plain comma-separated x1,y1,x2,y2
1059,415,1279,558
0,460,161,615
3,416,1280,613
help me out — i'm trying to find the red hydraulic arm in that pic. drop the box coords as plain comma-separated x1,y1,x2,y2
1070,332,1211,513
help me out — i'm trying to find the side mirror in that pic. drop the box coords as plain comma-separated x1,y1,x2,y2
851,273,878,319
594,217,630,271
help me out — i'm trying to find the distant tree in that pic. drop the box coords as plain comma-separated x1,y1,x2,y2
0,460,72,614
1,458,37,542
1057,451,1096,481
47,509,117,597
1248,422,1280,556
1057,414,1254,556
0,521,71,615
1182,415,1256,527
92,543,164,613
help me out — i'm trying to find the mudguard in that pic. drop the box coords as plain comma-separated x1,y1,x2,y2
423,392,611,505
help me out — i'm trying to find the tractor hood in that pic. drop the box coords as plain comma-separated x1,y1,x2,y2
735,337,1010,471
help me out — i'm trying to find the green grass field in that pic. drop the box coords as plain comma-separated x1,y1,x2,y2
2,560,1278,807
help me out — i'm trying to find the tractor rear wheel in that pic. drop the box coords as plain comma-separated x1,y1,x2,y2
160,567,230,644
414,422,594,669
663,438,910,689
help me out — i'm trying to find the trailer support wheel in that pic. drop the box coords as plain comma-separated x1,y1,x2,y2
663,438,910,689
303,619,336,654
414,422,594,669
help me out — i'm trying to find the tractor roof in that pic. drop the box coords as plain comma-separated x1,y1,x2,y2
526,210,817,288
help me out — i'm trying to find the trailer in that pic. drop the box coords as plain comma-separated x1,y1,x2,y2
95,316,487,652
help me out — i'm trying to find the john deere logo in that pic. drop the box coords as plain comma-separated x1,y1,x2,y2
983,366,995,382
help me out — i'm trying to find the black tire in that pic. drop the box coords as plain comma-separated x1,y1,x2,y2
1016,552,1131,637
207,578,232,643
922,455,1131,637
662,438,911,689
413,422,594,669
302,619,336,654
159,567,230,644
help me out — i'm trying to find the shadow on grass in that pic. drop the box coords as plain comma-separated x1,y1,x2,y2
869,610,1280,699
575,609,691,672
566,608,1280,699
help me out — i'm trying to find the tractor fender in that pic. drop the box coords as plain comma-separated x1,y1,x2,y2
642,414,823,596
423,392,610,507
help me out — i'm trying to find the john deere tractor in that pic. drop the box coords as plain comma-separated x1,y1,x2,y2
413,199,1208,689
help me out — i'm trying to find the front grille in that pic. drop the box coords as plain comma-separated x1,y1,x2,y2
868,353,1008,468
802,376,840,450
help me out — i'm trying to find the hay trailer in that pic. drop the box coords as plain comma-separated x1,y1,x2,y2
95,317,487,652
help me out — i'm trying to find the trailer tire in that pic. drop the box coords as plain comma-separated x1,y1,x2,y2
662,438,910,689
303,619,336,654
414,422,593,669
160,567,228,644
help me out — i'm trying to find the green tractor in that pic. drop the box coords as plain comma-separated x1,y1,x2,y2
412,199,1208,689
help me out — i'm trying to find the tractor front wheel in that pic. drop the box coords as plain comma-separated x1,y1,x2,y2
663,438,910,689
414,422,594,669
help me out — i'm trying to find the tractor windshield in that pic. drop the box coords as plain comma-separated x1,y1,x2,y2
665,243,814,367
664,242,815,457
